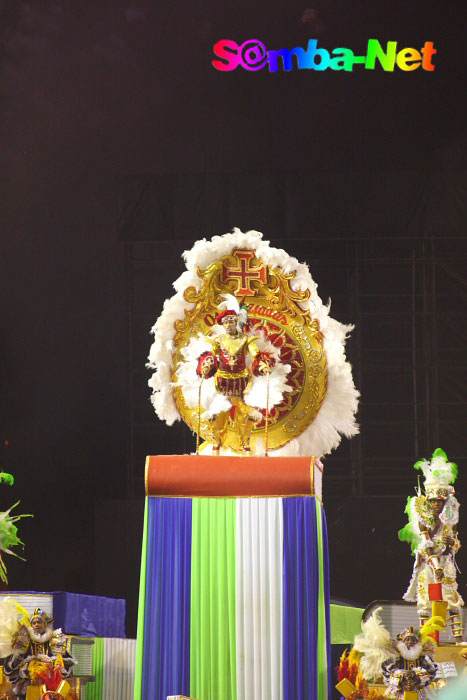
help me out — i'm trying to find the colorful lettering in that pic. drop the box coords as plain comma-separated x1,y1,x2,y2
365,39,397,71
212,40,241,72
396,47,422,71
421,42,436,71
268,47,310,73
330,48,356,72
212,37,437,73
303,40,330,71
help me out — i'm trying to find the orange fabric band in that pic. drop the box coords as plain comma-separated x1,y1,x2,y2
145,455,316,497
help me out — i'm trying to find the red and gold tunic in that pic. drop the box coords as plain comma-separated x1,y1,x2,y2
211,333,261,397
197,333,268,398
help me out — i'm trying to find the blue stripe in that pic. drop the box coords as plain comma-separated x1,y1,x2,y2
142,498,192,700
282,497,319,700
320,503,332,699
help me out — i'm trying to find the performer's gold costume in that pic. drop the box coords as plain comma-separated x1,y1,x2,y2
200,330,268,452
209,333,260,393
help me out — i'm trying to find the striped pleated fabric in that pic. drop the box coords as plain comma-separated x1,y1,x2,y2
135,496,331,700
87,637,136,700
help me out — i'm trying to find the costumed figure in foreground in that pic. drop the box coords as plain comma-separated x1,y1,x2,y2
196,295,273,453
381,626,438,700
0,601,75,700
337,607,443,700
399,449,464,643
148,229,359,456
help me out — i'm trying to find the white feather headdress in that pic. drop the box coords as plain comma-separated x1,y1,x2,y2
414,448,458,488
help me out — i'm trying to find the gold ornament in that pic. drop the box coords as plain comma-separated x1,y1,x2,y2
414,495,435,525
171,249,327,453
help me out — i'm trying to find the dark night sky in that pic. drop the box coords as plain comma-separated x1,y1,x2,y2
0,1,465,633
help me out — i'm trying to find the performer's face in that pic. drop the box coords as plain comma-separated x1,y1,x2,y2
429,498,445,515
222,315,238,335
31,617,47,634
403,635,419,648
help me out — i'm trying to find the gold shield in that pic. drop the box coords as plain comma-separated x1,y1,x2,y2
172,249,327,452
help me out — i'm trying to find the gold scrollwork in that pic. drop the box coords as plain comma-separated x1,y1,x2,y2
171,249,328,452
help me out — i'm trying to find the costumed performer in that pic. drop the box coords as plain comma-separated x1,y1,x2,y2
197,294,274,453
399,449,464,642
336,607,443,699
1,604,75,700
381,626,438,700
148,230,360,458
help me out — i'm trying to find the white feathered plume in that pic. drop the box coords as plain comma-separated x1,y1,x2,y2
353,607,396,681
148,229,359,457
217,293,240,313
0,597,29,657
414,448,458,487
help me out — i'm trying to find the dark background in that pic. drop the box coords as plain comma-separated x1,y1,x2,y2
0,0,465,637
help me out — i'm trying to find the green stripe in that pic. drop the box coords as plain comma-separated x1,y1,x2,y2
315,499,328,700
133,497,149,700
190,498,237,700
87,637,104,700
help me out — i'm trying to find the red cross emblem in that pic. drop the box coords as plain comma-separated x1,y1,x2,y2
222,250,267,296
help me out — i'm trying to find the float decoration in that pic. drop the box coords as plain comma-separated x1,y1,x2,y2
148,229,359,456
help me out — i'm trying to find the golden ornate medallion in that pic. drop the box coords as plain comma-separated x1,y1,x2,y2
172,249,327,452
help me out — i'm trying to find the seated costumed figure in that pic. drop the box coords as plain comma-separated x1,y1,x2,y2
399,449,464,643
196,294,274,453
337,607,443,699
0,602,75,700
381,626,438,700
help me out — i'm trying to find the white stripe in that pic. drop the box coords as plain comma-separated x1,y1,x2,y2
236,498,283,700
102,637,137,700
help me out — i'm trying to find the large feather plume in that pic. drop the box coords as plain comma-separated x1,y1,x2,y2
0,597,30,657
217,293,240,314
148,229,359,457
398,496,423,555
414,448,458,486
29,658,64,690
419,615,446,646
352,607,395,681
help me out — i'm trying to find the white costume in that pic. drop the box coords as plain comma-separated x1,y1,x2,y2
403,494,463,613
400,449,464,641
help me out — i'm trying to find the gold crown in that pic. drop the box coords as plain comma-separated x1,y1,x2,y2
397,626,419,642
31,607,53,625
